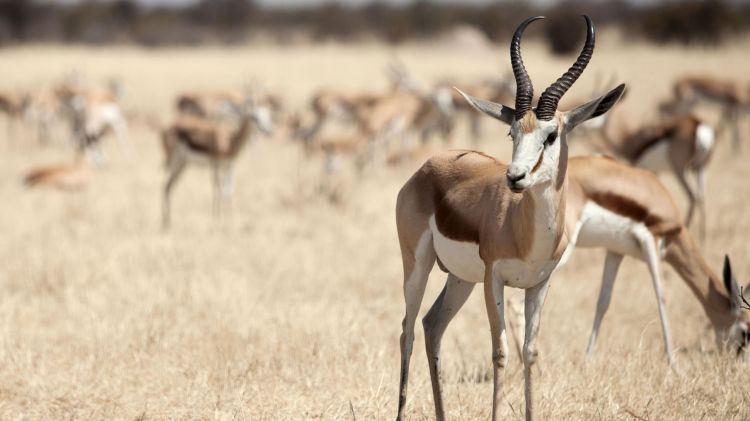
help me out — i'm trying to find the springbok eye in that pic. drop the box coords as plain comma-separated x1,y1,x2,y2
545,132,557,146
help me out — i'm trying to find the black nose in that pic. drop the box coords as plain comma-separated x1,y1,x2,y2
507,171,526,183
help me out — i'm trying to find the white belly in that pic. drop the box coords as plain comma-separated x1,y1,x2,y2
429,216,485,283
575,201,644,258
493,258,558,289
429,215,556,288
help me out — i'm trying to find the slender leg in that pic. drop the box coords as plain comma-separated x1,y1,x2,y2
636,229,675,366
211,162,221,221
162,157,187,229
731,108,741,152
585,252,624,360
423,274,475,421
694,168,707,241
221,165,234,225
523,278,552,421
506,293,525,364
396,232,436,421
483,266,507,421
675,169,697,228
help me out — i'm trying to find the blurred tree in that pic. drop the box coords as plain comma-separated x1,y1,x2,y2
0,0,34,41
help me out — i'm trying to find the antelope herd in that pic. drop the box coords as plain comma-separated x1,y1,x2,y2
4,14,750,420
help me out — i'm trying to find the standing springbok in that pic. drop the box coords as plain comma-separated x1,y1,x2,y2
161,98,273,229
659,75,749,151
395,16,626,421
56,83,128,161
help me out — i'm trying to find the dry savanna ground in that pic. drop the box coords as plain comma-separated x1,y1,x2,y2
1,33,750,420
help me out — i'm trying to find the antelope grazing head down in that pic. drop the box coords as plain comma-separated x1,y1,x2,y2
457,15,626,193
722,256,750,358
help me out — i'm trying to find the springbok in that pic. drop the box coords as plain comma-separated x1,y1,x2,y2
604,114,715,239
302,88,380,141
56,82,128,161
177,89,279,138
561,155,750,363
660,75,749,151
395,16,625,421
0,89,29,137
161,98,273,229
23,157,91,191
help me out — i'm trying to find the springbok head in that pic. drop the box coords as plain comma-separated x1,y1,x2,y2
457,15,625,193
721,256,750,358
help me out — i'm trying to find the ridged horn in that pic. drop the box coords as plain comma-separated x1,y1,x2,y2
536,15,595,121
511,16,544,120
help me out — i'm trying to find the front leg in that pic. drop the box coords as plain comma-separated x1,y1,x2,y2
483,266,507,421
523,278,551,421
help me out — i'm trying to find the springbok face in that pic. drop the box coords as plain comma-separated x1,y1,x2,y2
721,256,750,358
457,15,626,193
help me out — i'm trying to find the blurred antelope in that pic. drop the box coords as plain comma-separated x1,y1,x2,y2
606,114,715,239
385,59,461,145
660,75,749,151
395,16,625,421
302,88,380,141
56,81,128,161
23,156,91,191
0,89,29,138
161,98,273,229
23,88,59,144
432,75,515,141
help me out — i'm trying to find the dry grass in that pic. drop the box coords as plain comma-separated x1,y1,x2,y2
1,34,749,420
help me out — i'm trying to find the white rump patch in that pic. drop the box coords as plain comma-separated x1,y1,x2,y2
694,123,715,164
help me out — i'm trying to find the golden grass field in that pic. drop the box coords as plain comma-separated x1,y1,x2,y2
1,32,750,419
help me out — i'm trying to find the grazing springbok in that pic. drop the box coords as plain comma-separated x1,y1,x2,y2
161,98,273,229
395,16,626,421
561,156,749,363
660,74,749,151
603,114,715,239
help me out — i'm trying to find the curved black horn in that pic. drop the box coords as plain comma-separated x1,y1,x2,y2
536,15,595,121
511,16,544,120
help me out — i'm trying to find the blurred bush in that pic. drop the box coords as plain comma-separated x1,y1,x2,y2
0,0,748,47
544,10,586,55
638,0,738,45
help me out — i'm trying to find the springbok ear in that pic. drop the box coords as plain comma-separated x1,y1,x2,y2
565,83,626,130
724,255,742,312
454,87,514,125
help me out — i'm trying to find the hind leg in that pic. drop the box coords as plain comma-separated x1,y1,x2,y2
423,274,475,421
585,252,624,360
635,227,675,366
396,231,436,421
676,169,698,229
693,168,707,241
